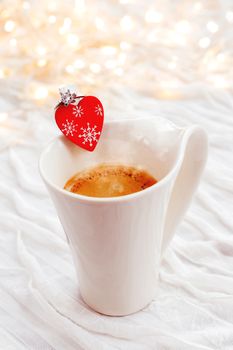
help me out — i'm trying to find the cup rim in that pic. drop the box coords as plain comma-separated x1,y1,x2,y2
39,118,192,203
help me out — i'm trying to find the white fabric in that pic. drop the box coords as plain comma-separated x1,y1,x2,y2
0,88,233,350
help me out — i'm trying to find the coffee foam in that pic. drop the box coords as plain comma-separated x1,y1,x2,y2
64,164,157,198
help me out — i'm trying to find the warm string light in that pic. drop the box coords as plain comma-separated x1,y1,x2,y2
0,67,11,78
66,33,80,47
226,11,233,22
207,75,229,89
120,16,134,31
0,112,8,123
22,1,30,10
0,0,232,102
37,59,47,67
193,2,203,12
33,85,49,100
168,61,177,70
199,37,211,49
0,68,6,79
65,65,76,74
36,46,47,56
206,21,219,33
145,10,163,23
95,17,105,31
175,20,191,34
9,38,17,47
47,1,57,12
102,46,118,55
4,20,16,32
90,63,101,74
48,15,57,24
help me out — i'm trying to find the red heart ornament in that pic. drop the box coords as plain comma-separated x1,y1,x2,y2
55,96,104,152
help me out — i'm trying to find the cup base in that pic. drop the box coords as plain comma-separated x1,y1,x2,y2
80,292,153,317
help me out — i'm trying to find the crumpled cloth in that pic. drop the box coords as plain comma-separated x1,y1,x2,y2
0,88,233,350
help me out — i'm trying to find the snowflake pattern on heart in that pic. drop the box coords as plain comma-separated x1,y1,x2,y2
55,95,104,152
62,119,77,136
95,104,103,116
79,122,101,147
73,105,84,118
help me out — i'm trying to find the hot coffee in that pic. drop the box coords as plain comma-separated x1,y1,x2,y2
64,164,157,198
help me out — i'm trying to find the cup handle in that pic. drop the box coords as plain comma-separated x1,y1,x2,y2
161,126,208,255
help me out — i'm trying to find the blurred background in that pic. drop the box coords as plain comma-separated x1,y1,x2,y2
0,0,232,147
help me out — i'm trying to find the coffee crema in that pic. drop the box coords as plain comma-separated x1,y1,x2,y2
64,164,157,198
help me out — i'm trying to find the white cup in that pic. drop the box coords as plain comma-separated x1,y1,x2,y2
39,117,208,316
